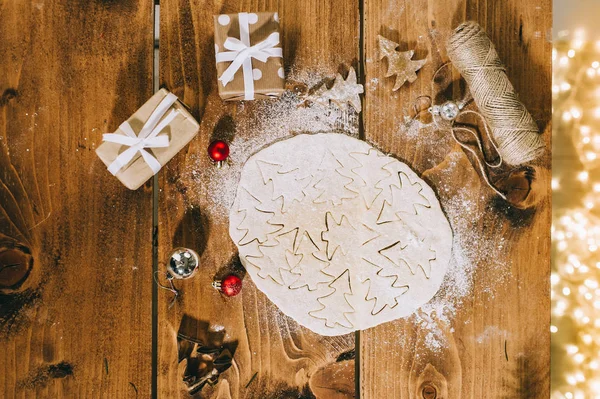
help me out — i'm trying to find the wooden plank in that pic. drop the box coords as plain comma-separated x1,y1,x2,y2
360,0,551,398
158,0,359,397
0,1,154,398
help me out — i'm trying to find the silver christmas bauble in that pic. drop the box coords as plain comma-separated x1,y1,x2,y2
167,247,200,279
439,101,460,121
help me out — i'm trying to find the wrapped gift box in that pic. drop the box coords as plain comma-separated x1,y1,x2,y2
214,12,285,101
96,89,199,190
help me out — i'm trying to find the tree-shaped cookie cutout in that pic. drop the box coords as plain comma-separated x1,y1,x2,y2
363,272,409,315
310,270,355,329
347,150,394,209
375,163,403,201
269,201,329,254
378,35,427,91
307,67,364,113
289,233,333,291
377,172,430,223
312,151,357,206
235,188,283,245
246,229,301,285
256,160,310,213
322,212,379,260
379,239,436,278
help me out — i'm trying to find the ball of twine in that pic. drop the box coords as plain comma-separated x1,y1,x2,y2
447,21,544,166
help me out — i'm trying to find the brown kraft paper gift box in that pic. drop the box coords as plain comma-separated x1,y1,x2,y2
214,12,285,101
96,88,199,190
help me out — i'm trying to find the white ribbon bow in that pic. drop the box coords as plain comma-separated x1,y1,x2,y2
215,12,283,100
102,92,179,176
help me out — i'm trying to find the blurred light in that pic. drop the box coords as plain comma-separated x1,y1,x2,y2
553,179,561,190
551,33,600,398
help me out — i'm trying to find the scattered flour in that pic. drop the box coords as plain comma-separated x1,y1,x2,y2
182,67,510,351
412,180,510,352
184,71,358,220
474,326,509,344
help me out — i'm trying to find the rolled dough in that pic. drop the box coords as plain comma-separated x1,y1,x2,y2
229,133,453,336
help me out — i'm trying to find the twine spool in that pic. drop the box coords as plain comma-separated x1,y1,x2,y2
447,21,544,166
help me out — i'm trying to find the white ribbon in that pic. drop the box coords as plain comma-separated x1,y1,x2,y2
102,92,179,176
215,12,283,100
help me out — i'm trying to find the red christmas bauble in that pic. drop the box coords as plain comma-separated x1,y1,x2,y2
208,140,230,162
220,275,242,297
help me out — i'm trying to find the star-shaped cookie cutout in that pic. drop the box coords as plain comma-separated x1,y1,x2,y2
378,35,427,91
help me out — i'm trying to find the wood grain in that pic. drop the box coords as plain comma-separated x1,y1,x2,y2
360,0,551,398
0,0,552,397
158,1,359,397
0,1,154,397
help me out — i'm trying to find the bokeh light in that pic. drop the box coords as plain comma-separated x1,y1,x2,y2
553,29,600,398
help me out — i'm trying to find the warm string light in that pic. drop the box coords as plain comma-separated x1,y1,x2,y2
553,30,600,399
553,210,600,399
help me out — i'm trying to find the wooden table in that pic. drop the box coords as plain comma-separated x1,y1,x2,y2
0,0,551,397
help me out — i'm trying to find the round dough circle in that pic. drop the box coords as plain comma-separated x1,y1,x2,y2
229,133,453,336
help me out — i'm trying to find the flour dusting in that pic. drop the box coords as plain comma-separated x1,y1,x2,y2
414,187,509,351
185,71,358,220
182,66,509,351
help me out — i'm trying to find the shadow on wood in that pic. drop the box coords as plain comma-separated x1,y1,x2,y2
172,206,211,258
